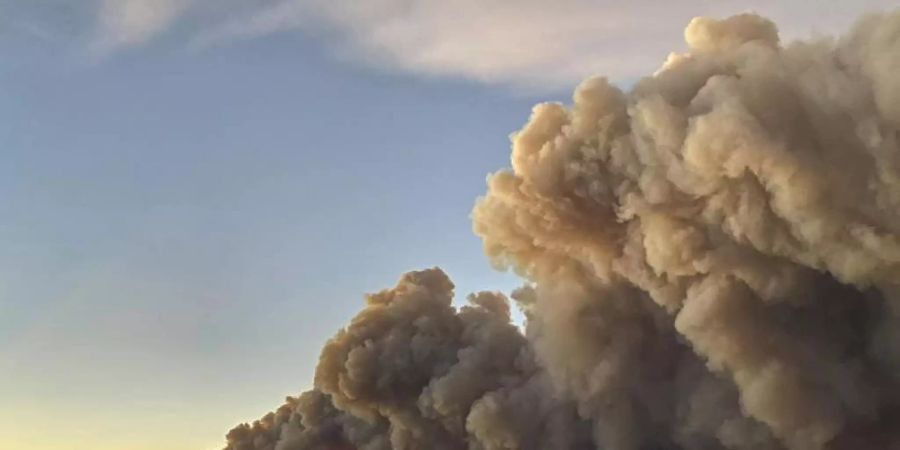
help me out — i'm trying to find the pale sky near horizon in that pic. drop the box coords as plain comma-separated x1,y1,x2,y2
1,1,897,449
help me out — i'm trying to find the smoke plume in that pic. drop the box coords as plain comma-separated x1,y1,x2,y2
225,11,900,450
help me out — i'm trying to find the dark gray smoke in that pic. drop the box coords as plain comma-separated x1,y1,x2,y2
225,11,900,450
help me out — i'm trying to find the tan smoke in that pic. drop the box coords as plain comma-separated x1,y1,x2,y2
225,11,900,450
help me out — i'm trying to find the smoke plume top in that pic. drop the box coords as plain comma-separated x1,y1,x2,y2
224,10,900,450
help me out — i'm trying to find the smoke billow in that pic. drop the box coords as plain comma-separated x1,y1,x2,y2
224,11,900,450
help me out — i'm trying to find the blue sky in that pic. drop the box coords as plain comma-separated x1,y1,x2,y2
1,1,896,449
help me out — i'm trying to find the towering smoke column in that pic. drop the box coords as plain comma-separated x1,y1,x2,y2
225,11,900,450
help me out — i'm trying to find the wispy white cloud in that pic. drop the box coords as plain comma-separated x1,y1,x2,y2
72,0,900,89
90,0,192,55
194,0,685,90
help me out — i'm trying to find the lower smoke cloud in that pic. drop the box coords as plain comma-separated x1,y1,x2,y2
225,10,900,450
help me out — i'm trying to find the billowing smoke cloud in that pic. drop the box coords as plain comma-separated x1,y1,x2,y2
224,11,900,450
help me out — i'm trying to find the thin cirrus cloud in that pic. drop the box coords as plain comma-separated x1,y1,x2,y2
90,0,193,54
84,0,900,90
